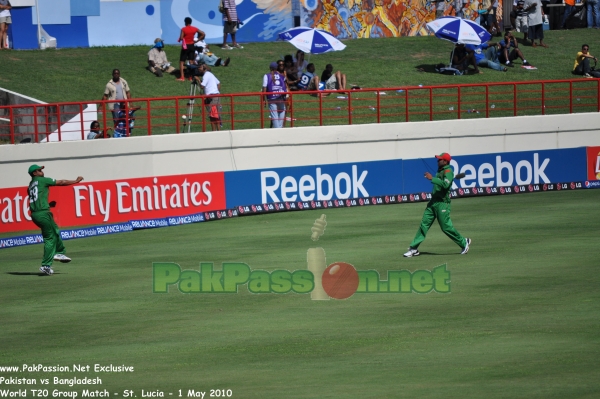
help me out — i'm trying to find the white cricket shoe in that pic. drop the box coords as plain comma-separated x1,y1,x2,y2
461,238,472,255
403,248,420,257
53,254,71,263
40,266,54,275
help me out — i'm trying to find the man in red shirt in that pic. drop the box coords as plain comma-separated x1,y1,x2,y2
178,17,204,81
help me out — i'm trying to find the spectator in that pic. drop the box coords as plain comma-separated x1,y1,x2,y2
452,43,482,74
221,0,243,50
560,0,575,29
465,42,508,72
87,121,111,140
113,103,142,138
296,63,323,94
587,0,600,29
147,38,175,77
513,0,528,42
262,61,287,129
573,44,597,78
293,50,308,74
102,69,131,123
454,0,467,18
524,0,547,47
276,60,294,127
435,0,446,19
177,17,202,81
490,0,501,35
321,64,347,91
0,0,11,50
480,0,492,29
197,65,222,131
498,32,532,66
284,55,300,91
194,40,230,67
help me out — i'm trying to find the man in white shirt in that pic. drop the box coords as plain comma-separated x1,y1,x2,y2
197,65,221,131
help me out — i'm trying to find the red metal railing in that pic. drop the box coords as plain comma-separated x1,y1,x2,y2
1,79,598,144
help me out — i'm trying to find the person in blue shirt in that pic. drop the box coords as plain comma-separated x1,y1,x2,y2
465,42,507,72
296,63,326,95
113,104,141,138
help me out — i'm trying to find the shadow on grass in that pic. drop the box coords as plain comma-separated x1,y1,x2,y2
6,272,50,276
415,64,442,74
418,251,461,256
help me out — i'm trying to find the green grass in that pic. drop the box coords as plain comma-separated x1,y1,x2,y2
2,30,599,102
1,190,599,398
1,29,599,139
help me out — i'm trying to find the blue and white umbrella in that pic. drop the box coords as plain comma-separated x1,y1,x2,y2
278,27,346,54
426,17,491,45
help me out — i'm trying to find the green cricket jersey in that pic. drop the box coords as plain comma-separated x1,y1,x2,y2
430,165,454,202
28,176,56,212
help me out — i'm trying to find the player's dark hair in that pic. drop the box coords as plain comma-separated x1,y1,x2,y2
185,17,192,25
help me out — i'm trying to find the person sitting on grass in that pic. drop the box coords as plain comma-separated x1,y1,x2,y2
297,63,325,95
465,42,508,72
293,50,308,74
321,64,347,92
452,43,482,74
147,38,176,77
498,32,532,67
194,39,230,67
572,44,598,78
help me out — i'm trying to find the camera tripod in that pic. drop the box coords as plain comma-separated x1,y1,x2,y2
182,77,201,133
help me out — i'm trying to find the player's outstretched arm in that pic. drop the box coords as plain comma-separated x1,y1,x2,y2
55,176,84,186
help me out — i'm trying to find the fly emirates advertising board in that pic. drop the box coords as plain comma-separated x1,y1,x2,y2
0,172,226,234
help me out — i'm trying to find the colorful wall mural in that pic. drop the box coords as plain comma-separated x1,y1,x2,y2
300,0,496,39
9,0,293,49
7,0,503,49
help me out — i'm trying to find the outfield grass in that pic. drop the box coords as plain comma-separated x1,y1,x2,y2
1,29,599,103
1,190,599,398
1,29,599,140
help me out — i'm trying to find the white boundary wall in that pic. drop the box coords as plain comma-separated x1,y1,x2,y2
1,112,599,189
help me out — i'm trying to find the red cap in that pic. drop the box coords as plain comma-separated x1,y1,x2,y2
435,153,451,162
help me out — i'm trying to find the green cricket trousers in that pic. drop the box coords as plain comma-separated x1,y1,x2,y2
410,201,467,249
31,211,66,266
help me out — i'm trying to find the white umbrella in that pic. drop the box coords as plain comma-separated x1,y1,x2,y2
426,17,492,45
278,27,346,54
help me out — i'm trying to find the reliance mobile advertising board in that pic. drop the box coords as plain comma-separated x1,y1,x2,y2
0,147,594,236
0,172,226,234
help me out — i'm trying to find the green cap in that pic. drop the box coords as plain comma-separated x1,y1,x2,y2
28,164,44,176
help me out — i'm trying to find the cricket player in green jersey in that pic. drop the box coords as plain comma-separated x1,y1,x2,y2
27,165,84,275
403,153,471,257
